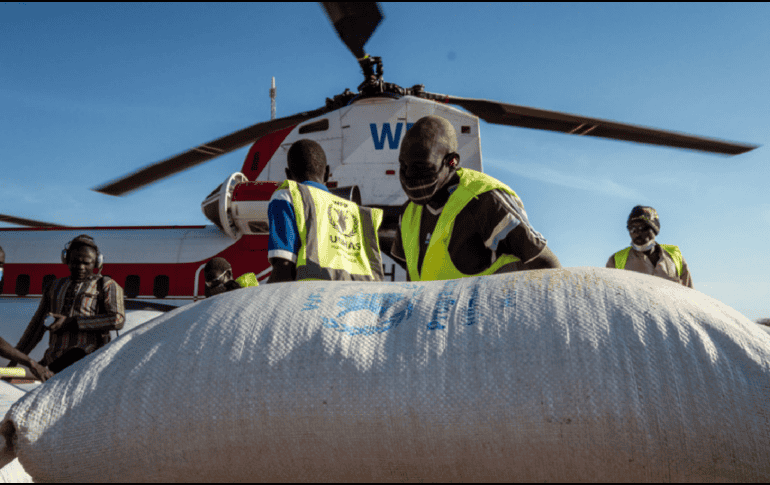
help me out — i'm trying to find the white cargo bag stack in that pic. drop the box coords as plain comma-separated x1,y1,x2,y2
2,267,769,482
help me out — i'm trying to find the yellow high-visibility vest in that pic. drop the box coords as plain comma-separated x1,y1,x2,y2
235,273,259,288
613,244,683,277
278,180,384,281
401,168,521,281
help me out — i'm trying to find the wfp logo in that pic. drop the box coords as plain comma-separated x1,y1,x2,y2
322,292,418,336
370,122,414,150
328,204,357,238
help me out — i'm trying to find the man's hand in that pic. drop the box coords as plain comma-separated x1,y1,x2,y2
47,314,75,333
27,362,53,382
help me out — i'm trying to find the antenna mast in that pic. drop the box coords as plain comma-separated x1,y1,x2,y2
270,77,276,120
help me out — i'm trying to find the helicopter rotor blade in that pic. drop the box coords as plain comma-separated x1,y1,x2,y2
0,214,68,228
93,107,328,197
321,2,383,60
440,95,758,156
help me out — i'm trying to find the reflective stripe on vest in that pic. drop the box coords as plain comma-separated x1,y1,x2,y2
401,168,521,281
235,273,258,288
278,180,384,281
613,244,682,278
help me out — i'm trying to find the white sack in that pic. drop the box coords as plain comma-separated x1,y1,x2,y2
0,459,32,483
2,267,769,482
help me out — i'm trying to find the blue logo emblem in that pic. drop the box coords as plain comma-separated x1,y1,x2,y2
322,292,418,336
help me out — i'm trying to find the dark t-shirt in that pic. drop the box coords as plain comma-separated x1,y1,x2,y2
390,184,548,276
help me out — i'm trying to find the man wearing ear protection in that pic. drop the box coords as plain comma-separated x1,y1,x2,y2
203,257,258,297
391,116,561,281
12,235,125,374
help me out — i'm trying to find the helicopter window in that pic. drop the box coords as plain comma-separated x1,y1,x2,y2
125,275,140,299
250,151,260,172
461,126,471,134
15,274,30,297
42,274,56,293
298,119,329,134
153,275,169,299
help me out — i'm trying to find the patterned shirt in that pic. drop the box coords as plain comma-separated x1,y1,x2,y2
15,276,125,366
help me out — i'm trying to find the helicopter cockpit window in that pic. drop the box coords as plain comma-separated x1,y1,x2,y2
125,275,140,299
15,274,30,297
153,275,169,299
298,119,329,134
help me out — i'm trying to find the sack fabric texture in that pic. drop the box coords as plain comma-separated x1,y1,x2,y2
2,267,769,482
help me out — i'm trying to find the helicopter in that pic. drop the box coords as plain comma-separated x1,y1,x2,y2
0,3,759,361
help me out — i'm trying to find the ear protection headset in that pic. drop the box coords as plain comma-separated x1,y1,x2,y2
443,152,460,169
61,235,104,271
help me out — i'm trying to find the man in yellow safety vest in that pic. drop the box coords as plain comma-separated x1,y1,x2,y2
204,257,258,298
607,205,693,287
266,139,383,283
390,115,561,281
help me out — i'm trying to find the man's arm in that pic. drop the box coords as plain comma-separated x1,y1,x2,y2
518,245,561,270
267,258,296,283
266,189,300,284
471,190,560,270
13,292,49,359
76,279,125,331
0,337,52,382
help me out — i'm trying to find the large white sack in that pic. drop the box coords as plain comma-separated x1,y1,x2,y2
2,267,769,482
0,459,31,483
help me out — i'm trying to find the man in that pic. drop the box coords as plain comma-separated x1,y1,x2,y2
266,139,384,282
391,115,560,281
12,235,125,373
204,257,257,298
607,206,693,287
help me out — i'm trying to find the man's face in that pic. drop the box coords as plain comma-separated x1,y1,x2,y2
399,139,444,181
628,222,655,246
398,137,453,206
205,268,232,295
68,246,97,281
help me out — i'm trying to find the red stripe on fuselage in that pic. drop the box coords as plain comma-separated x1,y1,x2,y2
0,235,270,298
0,225,208,233
241,125,296,180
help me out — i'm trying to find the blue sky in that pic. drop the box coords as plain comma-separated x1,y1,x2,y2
2,3,769,320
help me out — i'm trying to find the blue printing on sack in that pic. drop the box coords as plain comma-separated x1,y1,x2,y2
322,291,421,336
427,280,461,331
